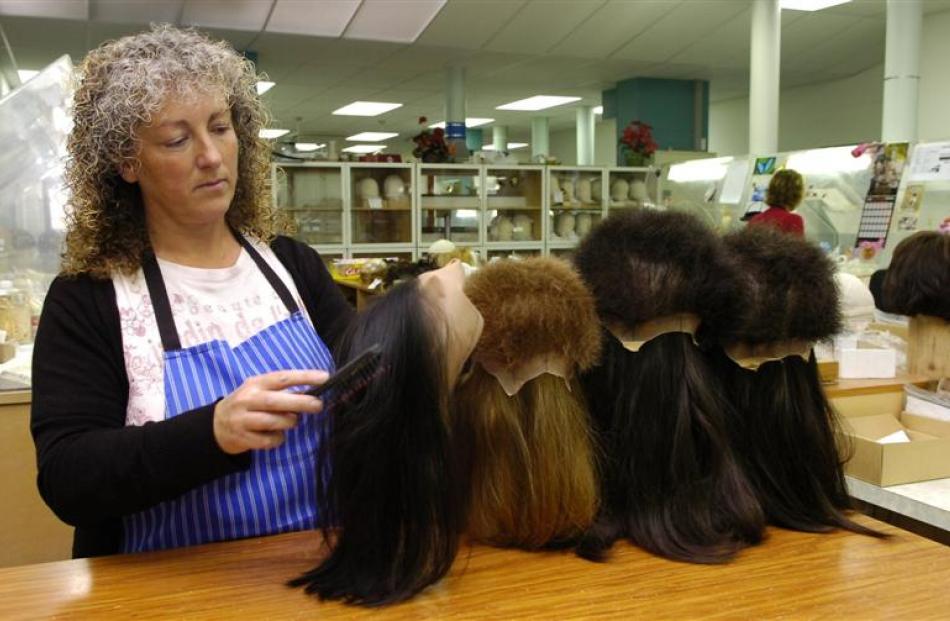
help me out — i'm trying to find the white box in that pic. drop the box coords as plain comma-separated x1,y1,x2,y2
838,348,897,379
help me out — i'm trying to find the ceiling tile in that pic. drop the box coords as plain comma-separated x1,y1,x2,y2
781,12,856,60
180,0,272,31
344,0,447,44
669,7,752,69
611,0,748,63
267,0,359,37
549,0,680,59
0,0,87,20
415,0,528,48
483,0,607,55
90,0,183,24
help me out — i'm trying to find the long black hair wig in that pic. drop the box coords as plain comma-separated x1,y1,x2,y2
573,210,765,564
715,226,884,538
289,277,464,605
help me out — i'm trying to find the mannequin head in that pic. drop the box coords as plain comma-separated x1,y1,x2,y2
882,230,950,320
291,263,483,605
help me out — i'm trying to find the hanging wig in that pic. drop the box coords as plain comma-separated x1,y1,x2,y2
290,263,483,606
716,226,884,538
573,210,765,564
453,257,601,549
881,231,950,320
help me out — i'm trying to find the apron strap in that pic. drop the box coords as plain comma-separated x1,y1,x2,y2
234,234,300,315
142,232,300,352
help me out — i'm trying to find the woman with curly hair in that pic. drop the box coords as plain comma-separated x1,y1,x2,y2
31,24,354,558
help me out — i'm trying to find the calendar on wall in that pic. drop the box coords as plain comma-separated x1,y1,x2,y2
854,142,908,248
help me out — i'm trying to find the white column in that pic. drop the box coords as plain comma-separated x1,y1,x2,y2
444,66,467,158
749,0,780,154
531,117,549,159
492,125,508,151
576,105,595,165
882,0,922,142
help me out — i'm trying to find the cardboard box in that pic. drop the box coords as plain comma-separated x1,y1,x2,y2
838,409,950,486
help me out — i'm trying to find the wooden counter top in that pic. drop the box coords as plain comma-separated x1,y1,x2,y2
823,374,931,398
0,515,947,619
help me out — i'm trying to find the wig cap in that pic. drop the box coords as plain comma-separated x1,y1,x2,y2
574,210,742,342
723,226,842,345
464,257,601,395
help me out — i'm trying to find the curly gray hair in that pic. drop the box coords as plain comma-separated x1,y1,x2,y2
63,23,283,277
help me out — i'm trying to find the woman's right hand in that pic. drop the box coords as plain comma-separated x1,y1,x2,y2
213,370,328,454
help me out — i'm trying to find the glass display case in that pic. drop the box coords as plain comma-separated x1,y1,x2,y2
485,166,544,246
349,163,414,245
417,164,481,245
660,156,752,233
486,248,543,262
273,163,344,246
547,166,605,247
606,166,658,214
0,55,73,391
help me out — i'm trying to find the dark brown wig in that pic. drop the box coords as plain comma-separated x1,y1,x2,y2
573,211,765,564
289,278,464,606
882,231,950,320
717,226,884,538
453,258,601,549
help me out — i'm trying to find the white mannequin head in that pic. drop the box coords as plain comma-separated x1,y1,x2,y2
383,174,406,200
611,178,629,202
555,212,576,238
575,212,593,236
357,177,380,200
577,178,593,203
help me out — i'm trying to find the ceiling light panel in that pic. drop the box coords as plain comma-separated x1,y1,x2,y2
780,0,852,11
342,144,388,154
482,143,528,151
180,0,273,31
259,128,290,139
294,142,325,152
344,0,447,43
266,0,360,36
429,117,494,129
0,0,88,20
256,81,275,95
333,101,403,116
496,96,582,111
347,132,399,141
593,106,603,115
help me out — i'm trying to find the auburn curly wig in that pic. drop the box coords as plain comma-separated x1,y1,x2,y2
454,257,601,548
63,24,282,278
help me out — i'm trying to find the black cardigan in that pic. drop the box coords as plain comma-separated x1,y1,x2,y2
30,237,355,558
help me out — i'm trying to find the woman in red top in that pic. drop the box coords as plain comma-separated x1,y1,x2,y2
749,169,805,236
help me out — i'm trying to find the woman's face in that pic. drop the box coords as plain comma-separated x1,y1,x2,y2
120,91,238,230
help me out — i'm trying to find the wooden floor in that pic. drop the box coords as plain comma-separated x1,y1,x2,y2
0,515,947,619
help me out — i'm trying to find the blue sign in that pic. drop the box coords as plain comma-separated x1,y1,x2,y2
445,121,466,141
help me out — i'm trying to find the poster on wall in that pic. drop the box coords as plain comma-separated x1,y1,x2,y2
854,142,909,249
896,184,925,231
907,141,950,182
741,155,783,221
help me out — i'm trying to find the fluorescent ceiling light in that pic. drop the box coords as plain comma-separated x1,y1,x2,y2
347,131,399,141
482,142,528,151
780,0,851,11
294,143,325,152
429,118,495,129
786,146,871,174
259,128,290,139
344,0,447,43
342,144,387,154
333,101,403,116
593,106,603,115
256,81,275,95
496,96,582,111
17,69,39,83
668,157,734,183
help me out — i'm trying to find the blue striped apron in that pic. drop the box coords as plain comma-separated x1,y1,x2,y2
121,235,334,553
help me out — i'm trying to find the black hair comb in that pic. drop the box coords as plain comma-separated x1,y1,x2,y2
307,343,384,405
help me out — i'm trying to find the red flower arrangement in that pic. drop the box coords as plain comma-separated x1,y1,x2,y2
619,120,658,166
412,116,451,163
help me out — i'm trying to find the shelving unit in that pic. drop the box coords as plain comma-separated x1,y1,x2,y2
272,162,661,262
